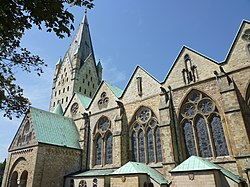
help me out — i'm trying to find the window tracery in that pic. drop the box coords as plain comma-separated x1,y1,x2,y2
97,92,109,109
94,116,112,166
78,180,87,187
130,107,162,163
180,90,229,158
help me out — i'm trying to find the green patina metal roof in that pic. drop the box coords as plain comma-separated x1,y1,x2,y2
30,107,80,149
105,82,123,98
70,169,116,177
171,156,242,183
53,103,63,115
76,93,92,108
111,162,170,185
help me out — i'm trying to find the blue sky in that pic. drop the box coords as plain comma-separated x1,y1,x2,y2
1,0,250,162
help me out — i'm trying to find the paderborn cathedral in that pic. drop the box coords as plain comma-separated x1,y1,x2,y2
2,13,250,187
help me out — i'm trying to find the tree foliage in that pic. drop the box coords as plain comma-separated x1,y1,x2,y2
0,0,94,119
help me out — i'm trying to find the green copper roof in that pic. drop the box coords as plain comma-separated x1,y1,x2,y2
71,169,116,177
171,156,242,183
30,107,80,149
112,162,170,185
76,93,92,108
105,82,123,98
53,103,63,115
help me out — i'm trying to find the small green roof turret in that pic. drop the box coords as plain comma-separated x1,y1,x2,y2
53,103,63,115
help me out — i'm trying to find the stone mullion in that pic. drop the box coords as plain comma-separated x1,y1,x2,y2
144,128,149,164
101,136,105,167
204,114,216,158
153,127,157,163
136,131,139,162
192,119,200,156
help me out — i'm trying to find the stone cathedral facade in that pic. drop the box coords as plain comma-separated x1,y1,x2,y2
2,14,250,187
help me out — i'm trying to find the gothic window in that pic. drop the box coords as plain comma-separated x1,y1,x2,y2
55,91,57,96
53,102,55,107
105,132,112,164
94,116,112,166
130,107,162,163
67,86,69,91
79,87,82,92
59,90,61,95
62,98,64,104
155,127,163,162
138,130,145,163
95,134,102,165
90,92,92,97
195,115,212,157
209,114,229,156
88,81,90,86
84,89,86,94
132,131,137,161
63,88,65,93
66,97,68,102
83,79,85,83
182,119,196,157
180,90,229,158
147,128,154,163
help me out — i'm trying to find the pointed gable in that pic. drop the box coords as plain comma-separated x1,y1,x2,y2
64,92,91,119
162,47,219,90
88,81,123,113
121,66,160,103
224,20,250,71
30,107,80,149
9,113,38,151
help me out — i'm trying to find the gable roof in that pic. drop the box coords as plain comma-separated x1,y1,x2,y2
111,162,170,185
86,80,123,109
170,156,243,183
30,107,80,149
105,81,123,98
53,103,63,115
120,65,160,98
162,20,250,84
76,92,92,108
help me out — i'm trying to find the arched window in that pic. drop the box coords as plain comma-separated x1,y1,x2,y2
138,130,145,163
180,90,229,158
105,132,112,164
94,117,112,166
10,171,18,187
130,107,162,163
95,134,102,165
20,170,28,187
78,180,87,187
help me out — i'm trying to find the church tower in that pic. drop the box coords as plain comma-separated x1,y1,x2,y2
49,13,102,112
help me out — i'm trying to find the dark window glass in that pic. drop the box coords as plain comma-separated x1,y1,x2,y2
210,114,229,156
183,120,196,156
138,130,145,163
155,127,162,162
106,133,112,164
95,135,102,165
147,128,154,163
195,115,212,157
132,131,137,161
